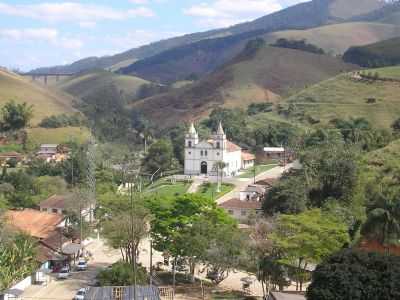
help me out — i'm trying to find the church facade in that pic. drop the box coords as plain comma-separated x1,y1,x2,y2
184,122,253,177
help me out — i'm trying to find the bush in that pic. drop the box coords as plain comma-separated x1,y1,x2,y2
96,261,148,286
307,249,400,300
38,113,85,128
272,38,325,54
247,103,273,115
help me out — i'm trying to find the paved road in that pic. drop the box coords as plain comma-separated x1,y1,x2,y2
20,240,121,300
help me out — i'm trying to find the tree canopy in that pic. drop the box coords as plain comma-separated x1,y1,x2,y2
307,249,400,300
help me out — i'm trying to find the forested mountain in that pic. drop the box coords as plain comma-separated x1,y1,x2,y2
29,0,384,75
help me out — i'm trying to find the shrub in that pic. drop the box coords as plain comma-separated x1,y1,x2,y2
96,261,148,286
307,249,400,300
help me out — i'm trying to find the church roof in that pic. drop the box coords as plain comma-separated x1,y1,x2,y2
217,122,225,135
188,122,197,135
227,141,241,152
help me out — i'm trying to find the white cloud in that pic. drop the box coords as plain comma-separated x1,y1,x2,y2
130,0,149,4
184,0,285,28
0,2,155,23
0,28,58,41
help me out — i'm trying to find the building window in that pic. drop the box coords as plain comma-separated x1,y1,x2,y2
228,210,234,215
188,151,191,155
201,150,204,156
217,152,220,156
241,210,247,216
205,150,208,156
52,208,58,214
188,141,192,148
216,142,220,149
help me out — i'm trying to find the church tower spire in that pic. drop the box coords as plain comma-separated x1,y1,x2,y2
217,121,225,135
185,122,198,148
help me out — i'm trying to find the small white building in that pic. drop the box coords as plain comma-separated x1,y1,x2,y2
239,185,266,201
184,122,252,177
220,198,262,223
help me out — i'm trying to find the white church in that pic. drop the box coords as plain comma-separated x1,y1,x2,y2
184,122,255,177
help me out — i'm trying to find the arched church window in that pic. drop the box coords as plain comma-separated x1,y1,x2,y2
205,150,208,156
188,141,192,148
201,150,203,156
216,142,220,149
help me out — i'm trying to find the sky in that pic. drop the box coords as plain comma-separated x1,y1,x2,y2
0,0,309,71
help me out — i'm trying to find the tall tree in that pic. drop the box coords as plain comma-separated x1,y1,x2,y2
361,186,400,248
270,209,349,291
0,101,33,131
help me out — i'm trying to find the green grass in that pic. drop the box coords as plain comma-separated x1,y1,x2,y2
27,126,90,146
264,22,400,55
144,179,191,198
0,70,76,125
0,143,23,153
56,70,149,101
238,164,277,178
374,66,400,80
285,73,400,129
197,183,235,200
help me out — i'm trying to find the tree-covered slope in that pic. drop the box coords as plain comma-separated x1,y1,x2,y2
343,37,400,67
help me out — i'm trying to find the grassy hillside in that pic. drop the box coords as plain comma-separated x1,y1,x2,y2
265,22,400,54
343,37,400,67
284,70,400,129
30,0,384,75
56,70,149,101
132,45,357,127
26,127,90,146
0,69,76,125
373,66,400,79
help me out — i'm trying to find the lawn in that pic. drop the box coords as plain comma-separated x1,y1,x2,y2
197,183,235,200
144,179,191,198
239,164,278,178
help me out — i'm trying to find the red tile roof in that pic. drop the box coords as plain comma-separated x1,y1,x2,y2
358,239,400,256
227,140,241,152
5,209,64,239
220,198,262,210
242,152,255,161
39,194,67,210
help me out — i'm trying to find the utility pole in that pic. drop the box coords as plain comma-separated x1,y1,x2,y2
253,165,256,184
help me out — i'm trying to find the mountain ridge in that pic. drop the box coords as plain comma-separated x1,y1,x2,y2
29,0,384,75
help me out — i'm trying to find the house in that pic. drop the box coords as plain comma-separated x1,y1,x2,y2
39,194,67,215
268,292,305,300
255,178,278,189
219,198,262,223
241,151,255,169
0,151,23,162
263,147,286,160
184,122,254,177
37,144,58,158
239,185,266,201
4,209,81,282
84,286,161,300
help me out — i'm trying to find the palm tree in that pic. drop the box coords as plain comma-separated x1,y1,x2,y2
213,161,227,193
361,189,400,248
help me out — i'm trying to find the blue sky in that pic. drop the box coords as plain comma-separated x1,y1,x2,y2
0,0,308,71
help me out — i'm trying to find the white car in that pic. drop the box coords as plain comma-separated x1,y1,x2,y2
73,288,87,300
77,260,88,271
57,267,70,280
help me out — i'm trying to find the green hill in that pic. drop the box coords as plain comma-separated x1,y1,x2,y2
283,68,400,129
343,37,400,67
265,22,400,55
0,69,76,125
30,0,384,75
132,44,357,127
55,70,149,101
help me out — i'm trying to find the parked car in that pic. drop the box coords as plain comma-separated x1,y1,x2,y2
73,288,87,300
57,267,70,279
77,259,88,271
